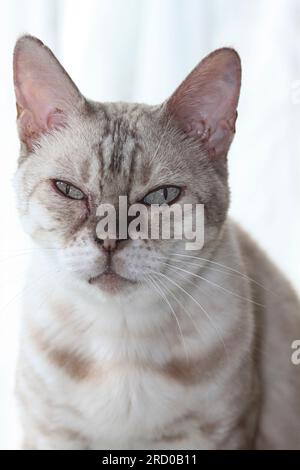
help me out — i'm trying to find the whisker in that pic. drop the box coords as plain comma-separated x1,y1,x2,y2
153,272,204,339
160,261,264,307
0,247,63,264
155,254,260,282
148,269,228,360
167,252,275,297
0,268,62,322
168,269,288,381
145,273,188,360
0,246,61,254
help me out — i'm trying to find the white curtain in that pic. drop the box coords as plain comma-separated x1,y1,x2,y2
0,0,299,449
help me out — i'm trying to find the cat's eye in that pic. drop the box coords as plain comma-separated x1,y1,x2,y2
54,180,85,200
143,186,181,205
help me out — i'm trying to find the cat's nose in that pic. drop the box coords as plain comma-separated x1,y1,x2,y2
95,237,118,252
102,239,117,252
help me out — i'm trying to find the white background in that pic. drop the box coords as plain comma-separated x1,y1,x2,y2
0,0,299,449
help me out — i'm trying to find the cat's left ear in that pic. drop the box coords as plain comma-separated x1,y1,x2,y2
13,35,85,150
166,48,241,158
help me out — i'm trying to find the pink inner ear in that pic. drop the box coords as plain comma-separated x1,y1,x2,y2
167,48,241,158
16,90,67,151
14,36,82,150
15,79,68,149
18,79,64,126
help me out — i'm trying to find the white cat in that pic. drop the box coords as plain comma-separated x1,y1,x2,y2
14,35,300,449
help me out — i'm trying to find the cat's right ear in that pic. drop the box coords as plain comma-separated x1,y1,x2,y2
13,35,85,150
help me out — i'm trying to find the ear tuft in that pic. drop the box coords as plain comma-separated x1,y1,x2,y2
13,35,84,150
166,48,241,158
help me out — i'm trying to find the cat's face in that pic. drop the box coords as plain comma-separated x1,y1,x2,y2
13,36,240,297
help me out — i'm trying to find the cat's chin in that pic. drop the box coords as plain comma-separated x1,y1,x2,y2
88,272,137,295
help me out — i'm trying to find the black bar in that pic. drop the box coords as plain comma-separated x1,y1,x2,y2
0,450,299,465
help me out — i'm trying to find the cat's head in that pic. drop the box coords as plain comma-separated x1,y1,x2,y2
13,35,241,298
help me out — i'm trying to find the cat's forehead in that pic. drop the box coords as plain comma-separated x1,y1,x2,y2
94,102,148,179
55,102,178,194
26,100,188,202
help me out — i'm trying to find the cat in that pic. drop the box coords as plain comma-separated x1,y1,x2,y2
13,35,300,450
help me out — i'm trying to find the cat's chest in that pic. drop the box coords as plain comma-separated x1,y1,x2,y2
53,361,196,442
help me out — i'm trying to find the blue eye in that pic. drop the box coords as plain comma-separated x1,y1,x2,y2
54,180,85,200
143,186,181,205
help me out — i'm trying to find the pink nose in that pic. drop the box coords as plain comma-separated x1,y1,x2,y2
101,238,117,252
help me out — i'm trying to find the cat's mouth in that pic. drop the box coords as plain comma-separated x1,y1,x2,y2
88,270,137,294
